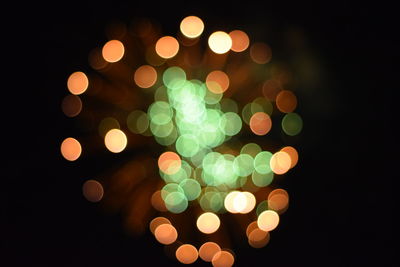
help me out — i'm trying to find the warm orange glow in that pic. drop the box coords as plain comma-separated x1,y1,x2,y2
280,146,298,168
155,36,179,59
61,94,82,117
208,31,232,54
102,40,125,63
268,189,289,213
154,223,178,245
196,212,220,234
134,65,157,88
176,244,199,264
276,90,297,113
67,71,88,95
104,129,127,153
199,242,221,262
257,210,279,232
262,79,282,101
250,42,271,64
249,112,272,136
82,180,104,202
248,228,270,248
60,137,82,161
246,221,259,238
206,70,230,94
270,151,291,175
158,151,181,175
149,217,171,234
211,250,235,267
229,30,249,52
151,190,167,212
180,16,204,38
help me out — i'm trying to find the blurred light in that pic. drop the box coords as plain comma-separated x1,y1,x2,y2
61,94,82,117
155,36,179,59
225,191,256,214
246,221,259,238
158,151,182,175
206,70,230,94
224,191,240,213
176,134,200,157
252,170,273,187
102,40,125,63
220,98,238,113
180,16,204,38
240,143,262,158
250,42,271,64
179,178,201,200
199,242,221,262
257,210,279,231
176,244,198,264
233,154,254,177
256,200,268,216
196,212,220,234
82,179,104,202
164,191,188,213
251,97,273,115
60,137,82,161
64,15,302,262
280,146,298,168
211,250,235,267
240,192,256,213
249,112,272,136
281,112,303,136
270,151,291,175
208,31,232,54
276,90,297,113
232,191,247,212
253,151,273,174
104,129,127,153
219,112,242,136
149,217,171,234
67,71,88,95
268,189,289,213
134,65,158,88
248,228,270,248
151,190,168,212
262,79,282,101
127,110,149,134
162,66,186,89
229,30,249,52
154,223,178,245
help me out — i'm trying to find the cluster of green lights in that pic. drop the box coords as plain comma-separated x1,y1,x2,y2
125,66,302,214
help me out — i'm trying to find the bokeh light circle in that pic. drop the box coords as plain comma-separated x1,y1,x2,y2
60,137,82,161
180,16,204,38
208,31,232,54
197,212,220,234
104,129,127,153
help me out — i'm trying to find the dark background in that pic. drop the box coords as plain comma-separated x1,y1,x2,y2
4,1,397,266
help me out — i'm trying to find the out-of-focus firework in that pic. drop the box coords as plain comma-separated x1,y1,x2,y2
60,15,303,266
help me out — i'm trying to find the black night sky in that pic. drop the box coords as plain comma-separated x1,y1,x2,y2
4,1,397,266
